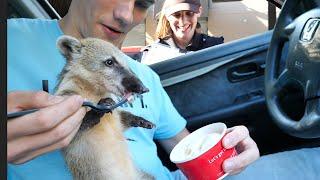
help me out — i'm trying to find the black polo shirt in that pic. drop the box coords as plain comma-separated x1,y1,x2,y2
158,33,224,52
140,33,224,64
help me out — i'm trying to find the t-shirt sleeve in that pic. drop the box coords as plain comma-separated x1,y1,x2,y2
152,74,187,140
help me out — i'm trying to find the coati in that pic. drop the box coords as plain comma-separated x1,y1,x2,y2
54,35,155,180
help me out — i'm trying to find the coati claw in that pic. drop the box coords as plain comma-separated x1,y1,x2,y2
126,138,136,142
132,119,155,129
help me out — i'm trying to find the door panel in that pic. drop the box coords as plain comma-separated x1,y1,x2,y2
162,48,267,125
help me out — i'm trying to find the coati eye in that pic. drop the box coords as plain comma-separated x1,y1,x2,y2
104,59,114,66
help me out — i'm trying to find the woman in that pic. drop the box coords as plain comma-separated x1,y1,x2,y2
141,0,224,64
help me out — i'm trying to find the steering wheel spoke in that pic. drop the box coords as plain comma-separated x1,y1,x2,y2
305,78,320,100
268,69,289,98
298,98,320,138
281,21,297,40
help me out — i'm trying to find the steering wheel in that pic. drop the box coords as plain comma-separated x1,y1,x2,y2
265,0,320,138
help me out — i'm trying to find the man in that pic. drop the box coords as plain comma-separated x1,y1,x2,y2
7,0,259,179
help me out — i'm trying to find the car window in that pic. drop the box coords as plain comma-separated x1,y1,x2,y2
122,0,281,64
8,0,281,64
8,0,53,19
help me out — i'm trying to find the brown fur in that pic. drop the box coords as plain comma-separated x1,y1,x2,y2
55,35,154,180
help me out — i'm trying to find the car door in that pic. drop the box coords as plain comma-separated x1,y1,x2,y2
151,31,270,135
150,29,320,170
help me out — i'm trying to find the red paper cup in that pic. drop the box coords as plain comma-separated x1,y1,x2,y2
170,123,237,180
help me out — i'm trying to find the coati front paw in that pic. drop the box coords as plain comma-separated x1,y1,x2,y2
120,111,156,130
130,117,155,129
98,97,116,106
80,97,115,131
80,111,101,131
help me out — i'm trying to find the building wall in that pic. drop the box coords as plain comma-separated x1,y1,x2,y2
208,0,269,42
123,23,146,47
123,0,278,47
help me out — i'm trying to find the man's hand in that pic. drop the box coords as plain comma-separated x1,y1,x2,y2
222,125,260,175
7,91,86,164
158,125,259,176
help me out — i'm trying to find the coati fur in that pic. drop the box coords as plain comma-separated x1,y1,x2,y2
55,35,155,180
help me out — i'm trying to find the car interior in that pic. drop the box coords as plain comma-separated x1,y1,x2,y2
8,0,320,171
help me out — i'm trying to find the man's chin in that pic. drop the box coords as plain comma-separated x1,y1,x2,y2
96,33,124,48
102,38,122,48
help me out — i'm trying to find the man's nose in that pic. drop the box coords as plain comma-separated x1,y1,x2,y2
114,1,134,28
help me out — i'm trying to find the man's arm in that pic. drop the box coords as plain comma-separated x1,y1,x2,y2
158,128,190,154
158,126,260,175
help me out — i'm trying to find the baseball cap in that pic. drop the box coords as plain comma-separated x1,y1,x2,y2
163,0,201,17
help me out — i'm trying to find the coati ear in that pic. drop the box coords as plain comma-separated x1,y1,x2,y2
57,35,83,60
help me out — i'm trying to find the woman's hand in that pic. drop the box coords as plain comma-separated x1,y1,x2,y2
222,125,260,175
7,91,86,164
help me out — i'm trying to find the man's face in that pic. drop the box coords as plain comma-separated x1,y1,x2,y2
75,0,154,47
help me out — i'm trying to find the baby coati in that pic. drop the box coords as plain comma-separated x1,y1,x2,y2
54,35,155,180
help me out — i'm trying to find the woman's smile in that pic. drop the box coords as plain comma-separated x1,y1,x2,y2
177,24,191,33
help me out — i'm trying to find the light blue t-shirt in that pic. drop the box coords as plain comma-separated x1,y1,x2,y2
8,18,187,180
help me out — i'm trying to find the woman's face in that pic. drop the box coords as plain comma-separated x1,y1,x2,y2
167,10,200,42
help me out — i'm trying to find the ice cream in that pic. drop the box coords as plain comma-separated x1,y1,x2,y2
184,133,221,159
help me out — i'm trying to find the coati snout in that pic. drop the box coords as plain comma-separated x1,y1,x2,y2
56,35,148,98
